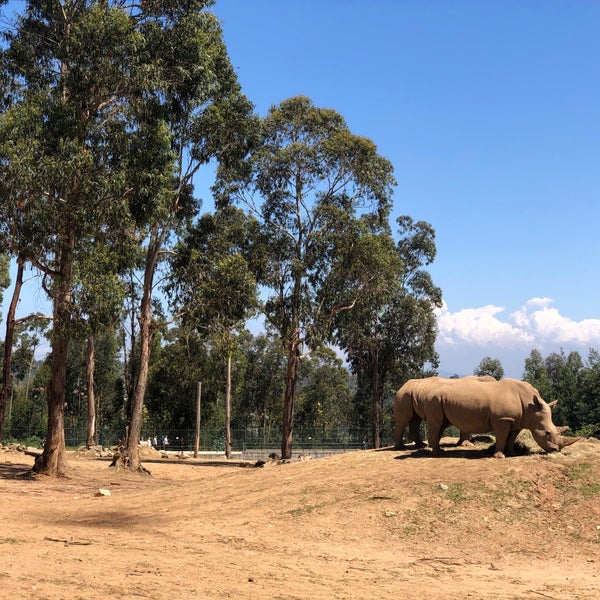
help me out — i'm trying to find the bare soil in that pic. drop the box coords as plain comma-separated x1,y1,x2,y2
0,437,599,600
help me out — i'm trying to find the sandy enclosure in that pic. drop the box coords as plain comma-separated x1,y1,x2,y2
0,438,599,599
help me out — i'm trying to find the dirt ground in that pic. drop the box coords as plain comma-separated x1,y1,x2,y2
0,437,599,600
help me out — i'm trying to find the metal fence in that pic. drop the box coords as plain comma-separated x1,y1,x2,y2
3,425,396,453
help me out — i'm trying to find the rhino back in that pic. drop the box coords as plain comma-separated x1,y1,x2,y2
436,380,523,433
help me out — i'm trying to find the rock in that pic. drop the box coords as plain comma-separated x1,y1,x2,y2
96,489,111,497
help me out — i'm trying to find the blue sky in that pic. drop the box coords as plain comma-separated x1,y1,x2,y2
3,1,600,378
209,0,600,377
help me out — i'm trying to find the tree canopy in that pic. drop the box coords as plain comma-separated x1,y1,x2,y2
214,95,397,458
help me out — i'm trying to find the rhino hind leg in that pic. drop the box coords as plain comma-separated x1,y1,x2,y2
408,414,426,448
427,416,449,457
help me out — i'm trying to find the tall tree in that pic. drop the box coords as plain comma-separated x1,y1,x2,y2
0,1,159,475
168,207,260,458
332,216,441,447
215,96,396,458
0,1,254,475
117,2,256,472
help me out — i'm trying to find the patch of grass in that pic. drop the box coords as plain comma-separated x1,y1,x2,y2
288,502,327,516
568,462,592,481
562,462,600,497
0,538,17,544
444,482,468,503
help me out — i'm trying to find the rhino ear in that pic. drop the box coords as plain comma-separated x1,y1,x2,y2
532,395,543,411
547,400,558,409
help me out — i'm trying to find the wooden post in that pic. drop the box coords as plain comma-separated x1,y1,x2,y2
194,381,202,458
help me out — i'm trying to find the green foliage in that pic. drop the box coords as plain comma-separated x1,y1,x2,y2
145,327,213,430
0,253,9,308
214,95,396,456
332,215,441,445
294,348,354,431
168,207,260,335
522,348,600,434
231,333,286,430
5,356,50,436
474,356,504,380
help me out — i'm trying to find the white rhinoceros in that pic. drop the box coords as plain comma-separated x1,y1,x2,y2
394,376,577,458
393,375,496,450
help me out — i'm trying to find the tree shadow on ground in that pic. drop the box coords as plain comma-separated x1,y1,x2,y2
0,462,36,480
134,458,253,469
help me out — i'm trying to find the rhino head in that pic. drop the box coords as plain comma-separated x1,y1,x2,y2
529,397,580,452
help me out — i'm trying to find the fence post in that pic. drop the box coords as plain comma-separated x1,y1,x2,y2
194,381,201,458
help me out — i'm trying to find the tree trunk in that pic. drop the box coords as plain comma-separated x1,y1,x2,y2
85,333,96,448
225,351,232,459
34,236,75,477
0,257,24,441
281,328,300,460
122,228,162,472
371,353,381,449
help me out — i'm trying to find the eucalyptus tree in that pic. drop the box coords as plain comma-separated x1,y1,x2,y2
332,216,441,447
0,254,18,441
168,207,260,458
117,4,256,471
215,96,396,458
0,1,155,475
0,1,254,475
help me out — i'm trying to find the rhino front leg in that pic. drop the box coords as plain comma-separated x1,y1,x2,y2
492,418,514,458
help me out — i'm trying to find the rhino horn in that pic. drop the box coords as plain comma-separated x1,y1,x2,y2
559,436,580,449
556,425,570,434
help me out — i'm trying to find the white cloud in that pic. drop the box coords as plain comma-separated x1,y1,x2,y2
436,297,600,350
435,302,534,347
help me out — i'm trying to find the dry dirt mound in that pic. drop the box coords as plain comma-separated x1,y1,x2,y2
0,438,598,599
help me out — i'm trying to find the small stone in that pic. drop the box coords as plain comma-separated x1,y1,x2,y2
96,489,111,497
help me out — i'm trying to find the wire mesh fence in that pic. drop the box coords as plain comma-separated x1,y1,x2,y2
2,425,397,455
